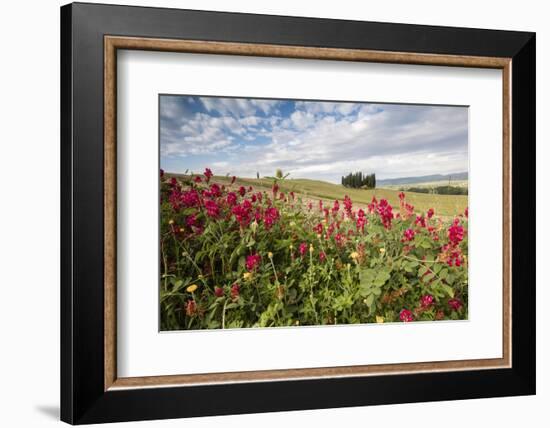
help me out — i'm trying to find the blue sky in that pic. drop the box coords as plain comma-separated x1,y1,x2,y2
160,95,468,183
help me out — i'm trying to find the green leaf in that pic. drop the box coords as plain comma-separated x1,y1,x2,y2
441,284,455,298
373,269,391,286
365,294,375,308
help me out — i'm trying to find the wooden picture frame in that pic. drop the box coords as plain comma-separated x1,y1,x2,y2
61,2,535,424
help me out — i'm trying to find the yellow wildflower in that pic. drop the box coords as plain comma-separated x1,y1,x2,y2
289,244,294,250
168,219,174,225
243,272,253,281
350,251,359,260
376,316,385,323
186,284,198,293
309,244,314,253
379,248,386,254
268,252,273,259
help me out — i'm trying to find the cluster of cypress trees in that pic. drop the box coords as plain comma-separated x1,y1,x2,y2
341,172,376,189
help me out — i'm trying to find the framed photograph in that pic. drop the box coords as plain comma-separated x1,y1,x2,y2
61,2,535,424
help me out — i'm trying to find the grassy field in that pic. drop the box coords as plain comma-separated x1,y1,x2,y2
169,174,468,217
381,179,469,190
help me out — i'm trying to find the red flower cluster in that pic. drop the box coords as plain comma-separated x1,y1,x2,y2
399,309,414,322
415,215,426,228
263,207,280,230
246,254,261,271
356,209,367,232
204,199,220,218
448,298,463,311
376,199,394,229
204,168,213,183
226,191,237,206
420,294,434,308
440,218,466,267
448,218,465,245
231,283,240,300
232,199,253,226
343,195,353,214
402,228,415,242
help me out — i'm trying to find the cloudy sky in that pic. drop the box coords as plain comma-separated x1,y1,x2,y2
160,95,468,183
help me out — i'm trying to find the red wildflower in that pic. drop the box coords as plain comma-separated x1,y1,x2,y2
399,309,414,322
448,218,464,245
427,208,435,219
185,300,197,317
377,199,393,229
214,287,224,297
313,223,323,235
204,199,220,217
299,242,308,257
186,214,198,227
231,175,236,185
204,168,213,183
415,215,426,228
403,203,415,219
464,207,469,218
180,189,201,208
343,195,353,214
402,228,415,242
448,298,463,311
208,183,222,197
194,175,202,183
356,215,367,232
319,251,326,262
238,186,246,197
440,243,464,267
420,294,434,308
232,200,253,226
231,283,240,300
226,192,237,206
332,200,340,214
263,207,279,230
245,254,261,271
272,183,279,195
160,169,164,178
398,192,405,201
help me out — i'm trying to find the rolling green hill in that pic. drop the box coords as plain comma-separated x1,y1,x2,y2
168,174,468,217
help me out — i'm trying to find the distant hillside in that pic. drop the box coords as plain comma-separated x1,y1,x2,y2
378,172,468,186
166,173,468,217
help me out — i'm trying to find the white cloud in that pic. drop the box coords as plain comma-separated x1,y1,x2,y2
160,95,468,182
